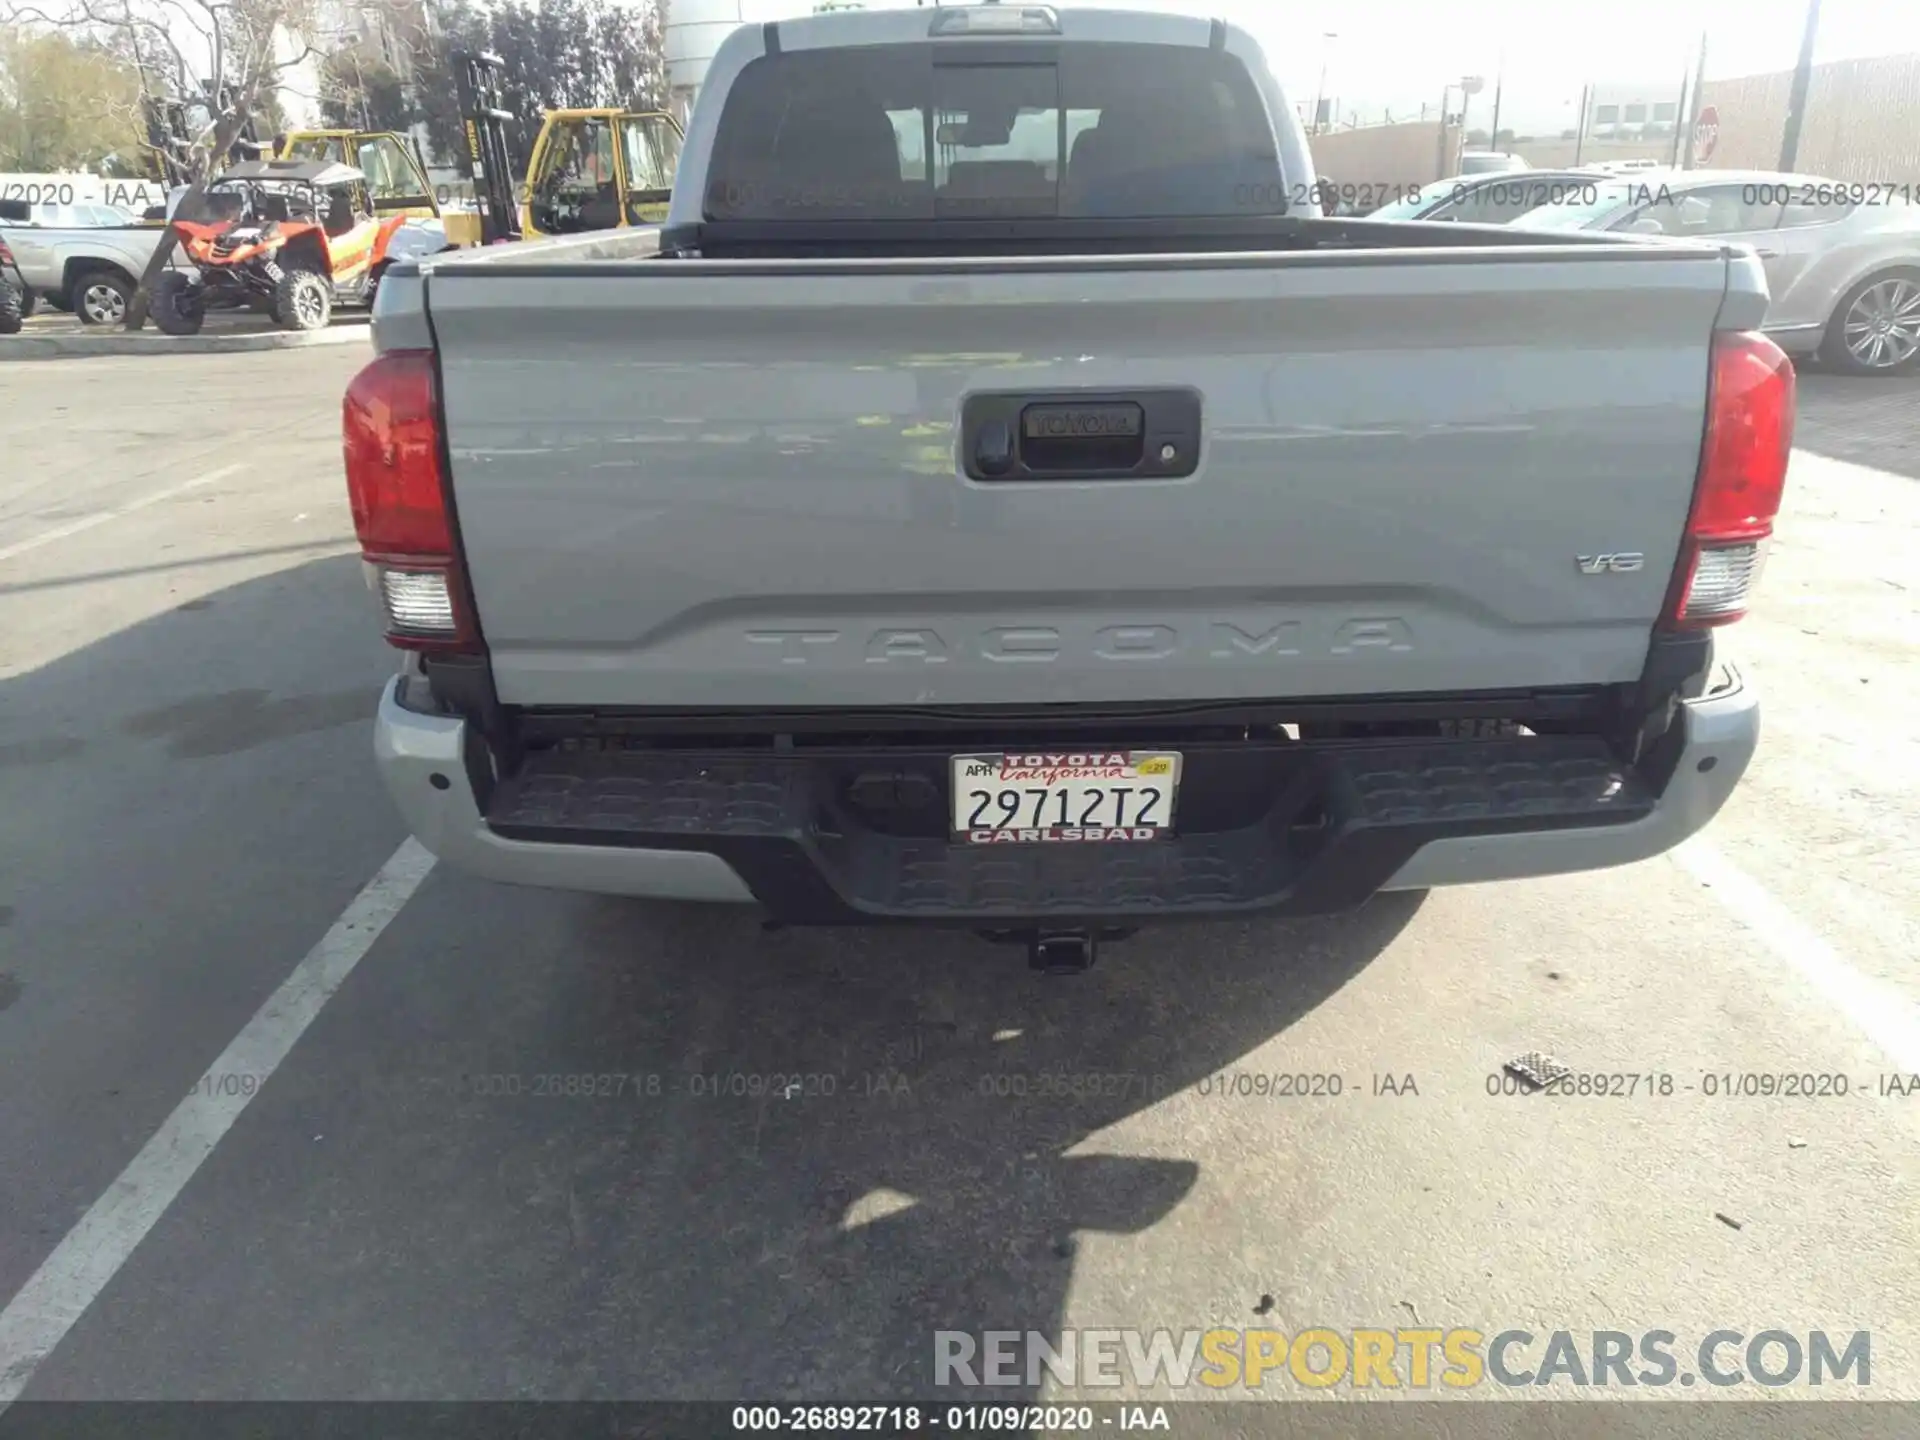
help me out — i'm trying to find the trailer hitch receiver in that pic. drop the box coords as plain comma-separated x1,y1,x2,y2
1030,929,1097,974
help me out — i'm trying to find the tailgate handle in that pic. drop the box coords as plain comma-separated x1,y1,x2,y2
962,389,1201,482
1019,403,1144,472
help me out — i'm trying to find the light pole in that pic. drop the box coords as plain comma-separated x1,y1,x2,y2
1681,33,1709,169
1488,52,1505,153
1779,0,1822,170
1457,75,1485,171
1312,32,1337,135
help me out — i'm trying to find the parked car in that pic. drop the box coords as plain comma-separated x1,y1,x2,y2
0,238,26,333
0,209,185,324
1586,158,1666,175
0,225,34,325
347,1,1780,970
1366,169,1610,225
1311,177,1368,216
15,202,140,228
1511,167,1920,375
1455,150,1528,176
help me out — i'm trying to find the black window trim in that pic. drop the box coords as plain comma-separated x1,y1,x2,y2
1778,198,1859,228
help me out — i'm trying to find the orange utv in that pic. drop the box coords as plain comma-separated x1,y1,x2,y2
154,159,412,334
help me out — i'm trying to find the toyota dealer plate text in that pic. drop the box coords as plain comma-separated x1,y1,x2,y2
950,751,1182,844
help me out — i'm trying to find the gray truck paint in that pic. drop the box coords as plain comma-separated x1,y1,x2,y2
416,245,1755,709
365,3,1770,910
0,223,183,306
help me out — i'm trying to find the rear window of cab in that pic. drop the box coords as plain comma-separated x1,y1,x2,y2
704,41,1285,222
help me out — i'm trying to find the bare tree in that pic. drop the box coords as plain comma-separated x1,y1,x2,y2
2,0,327,326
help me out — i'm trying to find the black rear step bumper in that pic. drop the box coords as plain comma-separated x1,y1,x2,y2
372,666,1759,924
483,737,1649,923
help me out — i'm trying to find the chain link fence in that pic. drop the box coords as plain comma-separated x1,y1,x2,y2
1701,53,1920,181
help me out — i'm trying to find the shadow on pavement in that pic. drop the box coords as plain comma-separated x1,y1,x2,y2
544,892,1426,1399
71,879,1428,1397
191,883,1429,1402
7,549,1431,1403
0,553,400,1310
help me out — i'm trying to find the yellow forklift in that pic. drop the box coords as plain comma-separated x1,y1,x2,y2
264,55,682,250
450,51,683,246
271,130,481,241
520,106,682,235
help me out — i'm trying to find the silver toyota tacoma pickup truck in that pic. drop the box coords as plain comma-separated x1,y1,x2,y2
347,3,1791,969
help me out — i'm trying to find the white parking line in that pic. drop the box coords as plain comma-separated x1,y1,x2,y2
0,463,243,565
1676,837,1920,1075
0,838,436,1408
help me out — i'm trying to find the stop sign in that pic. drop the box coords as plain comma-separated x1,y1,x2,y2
1694,105,1720,163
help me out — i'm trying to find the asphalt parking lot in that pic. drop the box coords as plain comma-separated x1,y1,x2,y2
1,345,1917,1429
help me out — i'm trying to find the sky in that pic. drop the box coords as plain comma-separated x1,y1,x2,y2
721,0,1920,133
1204,0,1920,130
113,0,1920,139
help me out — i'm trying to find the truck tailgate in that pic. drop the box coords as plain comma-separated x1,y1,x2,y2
424,248,1732,709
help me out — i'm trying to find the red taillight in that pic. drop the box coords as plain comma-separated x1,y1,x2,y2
1665,330,1794,629
342,349,480,652
0,237,14,265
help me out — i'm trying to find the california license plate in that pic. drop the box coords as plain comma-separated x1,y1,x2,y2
950,751,1182,844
